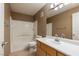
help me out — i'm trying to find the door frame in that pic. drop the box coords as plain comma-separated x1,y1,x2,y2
72,12,79,40
4,3,11,56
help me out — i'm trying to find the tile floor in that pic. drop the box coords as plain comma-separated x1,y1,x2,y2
9,50,36,56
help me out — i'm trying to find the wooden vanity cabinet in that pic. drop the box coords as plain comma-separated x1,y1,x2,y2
36,40,56,56
36,40,65,56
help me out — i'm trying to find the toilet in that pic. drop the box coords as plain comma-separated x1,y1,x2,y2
26,35,42,52
28,41,37,52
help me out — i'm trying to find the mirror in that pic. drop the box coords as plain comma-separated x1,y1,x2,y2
46,3,79,40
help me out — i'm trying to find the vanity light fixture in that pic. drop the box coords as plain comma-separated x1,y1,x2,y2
54,3,59,6
50,3,64,10
54,7,58,10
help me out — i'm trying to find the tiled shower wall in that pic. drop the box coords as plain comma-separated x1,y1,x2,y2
10,19,34,52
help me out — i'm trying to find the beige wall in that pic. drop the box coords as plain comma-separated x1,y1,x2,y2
34,4,50,36
4,3,11,56
48,6,79,39
11,12,34,22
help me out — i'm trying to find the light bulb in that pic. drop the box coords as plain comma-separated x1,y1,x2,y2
50,4,54,8
59,4,64,8
54,7,58,10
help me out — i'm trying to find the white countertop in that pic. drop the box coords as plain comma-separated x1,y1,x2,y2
36,37,79,56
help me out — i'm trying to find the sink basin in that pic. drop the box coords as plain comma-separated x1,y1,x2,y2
42,37,64,45
52,40,63,44
45,39,63,45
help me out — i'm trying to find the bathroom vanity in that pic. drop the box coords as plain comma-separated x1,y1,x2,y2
37,40,65,56
36,37,79,56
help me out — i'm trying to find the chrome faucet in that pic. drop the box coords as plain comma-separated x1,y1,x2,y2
60,33,65,38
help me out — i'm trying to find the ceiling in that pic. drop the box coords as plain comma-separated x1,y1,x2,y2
47,3,79,18
10,3,46,16
10,3,79,17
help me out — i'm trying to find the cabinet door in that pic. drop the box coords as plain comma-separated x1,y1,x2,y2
40,42,47,51
47,46,56,56
36,41,40,56
37,40,41,47
37,47,46,56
